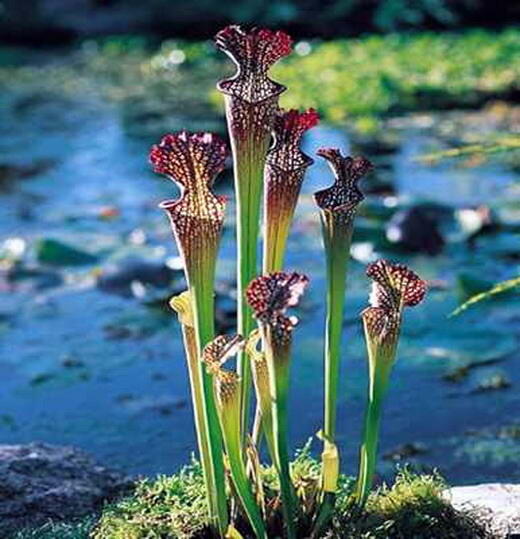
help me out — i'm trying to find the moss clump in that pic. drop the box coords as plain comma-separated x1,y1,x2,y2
92,461,209,539
332,469,490,538
90,456,489,539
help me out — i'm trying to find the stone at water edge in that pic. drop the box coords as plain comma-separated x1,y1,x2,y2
0,442,131,535
444,484,520,538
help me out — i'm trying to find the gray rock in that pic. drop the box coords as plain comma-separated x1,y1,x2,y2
97,257,180,297
445,484,520,538
386,205,446,255
0,442,130,536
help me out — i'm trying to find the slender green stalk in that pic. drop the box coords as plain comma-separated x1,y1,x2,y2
150,132,230,534
215,26,292,435
203,336,267,538
190,268,229,534
321,223,353,441
246,330,276,457
234,138,271,435
313,150,372,532
354,362,391,506
217,376,267,539
170,292,215,519
263,326,299,539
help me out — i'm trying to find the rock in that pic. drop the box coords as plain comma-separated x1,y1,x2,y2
0,442,130,535
383,442,428,461
473,373,511,393
444,484,520,538
443,365,470,383
456,205,500,246
386,205,446,255
36,239,98,266
97,257,179,297
6,263,63,290
0,160,56,190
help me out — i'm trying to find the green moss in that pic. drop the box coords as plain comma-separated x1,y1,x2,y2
274,28,520,123
332,469,489,538
15,459,488,538
88,456,488,539
92,461,209,539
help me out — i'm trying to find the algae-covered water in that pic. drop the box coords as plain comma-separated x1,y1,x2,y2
0,45,519,485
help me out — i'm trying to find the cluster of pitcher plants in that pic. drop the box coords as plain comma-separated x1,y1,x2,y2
149,25,427,538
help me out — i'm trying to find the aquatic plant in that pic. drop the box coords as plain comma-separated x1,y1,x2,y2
148,24,428,538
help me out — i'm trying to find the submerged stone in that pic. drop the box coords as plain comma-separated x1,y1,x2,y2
97,257,179,297
386,205,446,255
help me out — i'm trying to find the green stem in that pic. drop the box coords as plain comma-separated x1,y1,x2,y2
191,271,229,535
178,322,216,522
354,364,391,507
218,383,267,539
311,492,336,539
322,224,353,442
262,208,290,273
355,395,382,506
233,137,270,437
264,329,298,539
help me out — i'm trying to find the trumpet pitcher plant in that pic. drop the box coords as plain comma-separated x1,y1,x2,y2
216,26,293,428
263,108,319,272
150,24,428,538
355,260,427,506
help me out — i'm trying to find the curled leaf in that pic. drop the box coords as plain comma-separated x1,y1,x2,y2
263,108,319,272
246,272,309,321
247,272,309,347
169,291,194,328
268,108,318,172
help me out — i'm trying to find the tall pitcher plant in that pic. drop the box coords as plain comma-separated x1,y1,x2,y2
150,24,427,538
216,26,293,430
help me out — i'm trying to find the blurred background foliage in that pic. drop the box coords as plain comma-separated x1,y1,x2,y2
0,0,519,44
1,27,518,132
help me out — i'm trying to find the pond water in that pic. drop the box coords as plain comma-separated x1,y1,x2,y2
1,48,519,486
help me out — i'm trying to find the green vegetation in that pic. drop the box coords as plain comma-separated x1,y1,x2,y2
54,458,484,538
418,134,520,163
275,28,520,123
1,28,518,128
451,275,520,317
